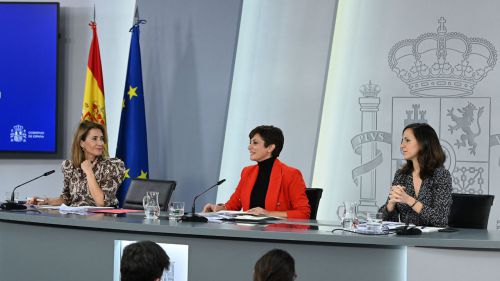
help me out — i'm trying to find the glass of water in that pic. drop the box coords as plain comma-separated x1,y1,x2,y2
168,202,185,220
143,192,160,219
366,212,383,224
5,191,19,203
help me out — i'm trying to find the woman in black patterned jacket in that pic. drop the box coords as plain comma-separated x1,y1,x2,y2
379,123,452,227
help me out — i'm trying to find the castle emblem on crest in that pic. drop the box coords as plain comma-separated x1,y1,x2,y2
10,124,27,143
405,104,427,126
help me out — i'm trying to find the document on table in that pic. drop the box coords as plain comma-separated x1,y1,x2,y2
37,204,114,214
380,222,444,232
382,221,415,230
415,226,444,233
200,210,283,223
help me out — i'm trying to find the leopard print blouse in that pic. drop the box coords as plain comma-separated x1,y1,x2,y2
60,157,125,207
379,166,453,227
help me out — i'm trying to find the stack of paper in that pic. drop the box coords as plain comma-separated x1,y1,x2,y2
57,204,114,214
200,210,282,223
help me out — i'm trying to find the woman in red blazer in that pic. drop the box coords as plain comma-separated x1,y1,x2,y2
203,126,311,219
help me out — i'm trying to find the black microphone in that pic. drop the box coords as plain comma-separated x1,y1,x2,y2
181,179,226,223
0,170,55,210
395,210,422,235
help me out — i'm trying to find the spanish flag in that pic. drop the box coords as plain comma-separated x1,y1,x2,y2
81,21,108,153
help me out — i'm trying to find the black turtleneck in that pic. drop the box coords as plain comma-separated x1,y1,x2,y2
250,156,276,209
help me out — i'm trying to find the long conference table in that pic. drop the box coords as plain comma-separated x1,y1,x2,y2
0,209,499,281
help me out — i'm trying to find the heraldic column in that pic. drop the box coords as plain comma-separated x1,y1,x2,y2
358,81,381,214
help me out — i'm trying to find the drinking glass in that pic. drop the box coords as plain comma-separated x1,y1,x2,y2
336,201,358,230
168,202,185,220
5,191,19,202
143,192,160,219
367,212,383,224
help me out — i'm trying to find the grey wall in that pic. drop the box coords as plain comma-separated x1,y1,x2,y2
138,0,242,210
217,0,337,203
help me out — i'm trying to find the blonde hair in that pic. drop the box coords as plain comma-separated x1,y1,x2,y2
71,121,108,167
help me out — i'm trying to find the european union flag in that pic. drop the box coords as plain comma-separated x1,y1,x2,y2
116,22,148,207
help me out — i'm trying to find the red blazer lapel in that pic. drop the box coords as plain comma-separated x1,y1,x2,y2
265,159,282,210
241,165,259,210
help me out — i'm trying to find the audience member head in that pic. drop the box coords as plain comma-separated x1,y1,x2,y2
120,240,170,281
254,249,296,281
400,123,446,179
71,120,108,166
249,125,284,157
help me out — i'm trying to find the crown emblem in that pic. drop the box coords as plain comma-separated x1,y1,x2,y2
10,124,27,143
359,81,381,97
388,17,497,97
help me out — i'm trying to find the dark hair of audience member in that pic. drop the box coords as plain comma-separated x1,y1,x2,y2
254,249,296,281
121,240,170,281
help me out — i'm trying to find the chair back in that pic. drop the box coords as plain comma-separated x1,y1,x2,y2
122,179,176,211
448,193,494,229
305,188,323,220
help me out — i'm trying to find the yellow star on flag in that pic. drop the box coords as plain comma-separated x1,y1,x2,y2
122,98,125,109
123,168,130,180
137,170,148,179
127,85,138,100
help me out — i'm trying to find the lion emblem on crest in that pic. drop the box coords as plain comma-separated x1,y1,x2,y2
447,102,484,155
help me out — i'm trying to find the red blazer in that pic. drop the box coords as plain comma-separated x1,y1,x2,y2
224,159,311,219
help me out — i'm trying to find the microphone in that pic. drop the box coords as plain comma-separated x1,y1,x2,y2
181,179,226,223
0,170,55,210
395,210,422,235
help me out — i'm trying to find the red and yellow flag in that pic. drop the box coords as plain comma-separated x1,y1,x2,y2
81,21,108,153
82,22,106,127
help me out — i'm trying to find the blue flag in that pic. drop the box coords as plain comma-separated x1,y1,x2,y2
116,22,149,207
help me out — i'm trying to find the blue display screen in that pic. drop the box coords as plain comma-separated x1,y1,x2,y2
0,3,59,153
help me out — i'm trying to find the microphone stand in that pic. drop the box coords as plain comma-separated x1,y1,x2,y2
1,170,55,210
181,179,225,223
395,209,421,235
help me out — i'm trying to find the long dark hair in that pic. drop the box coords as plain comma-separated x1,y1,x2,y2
400,123,446,179
254,249,296,281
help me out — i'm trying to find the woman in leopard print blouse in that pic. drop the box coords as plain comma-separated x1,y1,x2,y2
27,121,125,207
379,123,452,227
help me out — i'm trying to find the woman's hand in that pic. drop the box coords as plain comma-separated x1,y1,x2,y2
26,196,41,205
26,196,62,206
203,203,226,213
247,207,269,216
26,196,51,205
81,159,95,176
389,185,414,205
